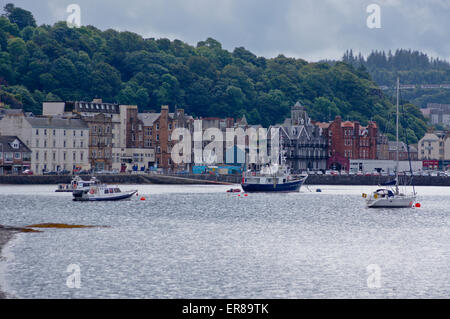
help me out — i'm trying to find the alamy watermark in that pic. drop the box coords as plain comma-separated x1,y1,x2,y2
366,4,381,29
66,4,81,28
66,264,81,289
170,122,281,167
366,264,381,289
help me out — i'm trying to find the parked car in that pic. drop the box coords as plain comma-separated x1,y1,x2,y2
22,169,33,175
58,170,71,175
356,171,364,176
43,170,58,175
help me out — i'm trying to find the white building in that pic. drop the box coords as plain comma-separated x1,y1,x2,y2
0,113,90,174
349,159,422,174
418,132,444,160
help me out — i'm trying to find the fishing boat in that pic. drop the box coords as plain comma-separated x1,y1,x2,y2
241,141,308,192
364,78,416,208
72,177,137,201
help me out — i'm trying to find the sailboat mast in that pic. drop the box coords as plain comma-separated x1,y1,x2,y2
395,77,400,194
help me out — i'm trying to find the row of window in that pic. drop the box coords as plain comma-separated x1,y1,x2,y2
36,129,86,137
35,139,87,148
35,151,85,162
0,152,31,161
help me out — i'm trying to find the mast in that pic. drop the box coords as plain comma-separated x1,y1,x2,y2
395,77,400,194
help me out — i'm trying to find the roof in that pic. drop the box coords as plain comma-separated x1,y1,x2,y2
73,101,120,114
341,121,354,128
0,136,31,153
138,113,160,126
25,117,89,129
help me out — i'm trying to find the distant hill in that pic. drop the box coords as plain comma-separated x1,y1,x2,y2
341,49,450,109
0,4,428,143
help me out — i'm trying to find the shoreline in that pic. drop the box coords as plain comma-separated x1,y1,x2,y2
0,226,18,299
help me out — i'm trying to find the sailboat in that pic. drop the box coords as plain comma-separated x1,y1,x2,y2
364,78,417,208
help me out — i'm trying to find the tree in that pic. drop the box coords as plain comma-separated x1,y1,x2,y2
2,3,36,29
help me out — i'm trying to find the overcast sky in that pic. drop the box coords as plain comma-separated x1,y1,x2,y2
6,0,450,62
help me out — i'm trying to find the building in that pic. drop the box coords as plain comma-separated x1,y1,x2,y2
418,132,444,160
349,159,422,174
274,102,328,172
425,103,450,128
388,141,418,161
0,136,32,175
0,113,90,174
376,134,390,160
317,116,378,171
43,100,125,171
138,105,193,171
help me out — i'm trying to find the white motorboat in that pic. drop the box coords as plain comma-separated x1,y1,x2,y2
72,177,137,201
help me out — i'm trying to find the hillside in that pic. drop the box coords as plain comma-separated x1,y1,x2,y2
342,49,450,109
0,4,427,143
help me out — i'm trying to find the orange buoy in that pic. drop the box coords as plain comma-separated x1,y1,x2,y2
140,197,146,201
415,203,421,208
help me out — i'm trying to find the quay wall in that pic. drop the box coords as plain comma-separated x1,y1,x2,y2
0,174,450,186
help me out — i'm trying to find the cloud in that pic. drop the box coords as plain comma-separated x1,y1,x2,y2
7,0,450,61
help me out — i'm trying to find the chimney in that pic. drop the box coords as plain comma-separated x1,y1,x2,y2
161,105,169,118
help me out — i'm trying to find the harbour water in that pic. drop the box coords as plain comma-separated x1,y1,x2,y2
0,184,449,298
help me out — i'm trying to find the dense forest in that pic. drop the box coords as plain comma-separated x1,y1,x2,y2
342,49,450,109
0,4,428,143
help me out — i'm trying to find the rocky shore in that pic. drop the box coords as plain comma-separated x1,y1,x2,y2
0,226,18,299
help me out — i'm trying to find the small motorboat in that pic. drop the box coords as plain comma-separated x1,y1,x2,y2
72,177,137,201
226,188,241,193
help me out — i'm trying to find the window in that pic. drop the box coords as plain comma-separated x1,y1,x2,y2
53,140,56,148
53,152,56,161
36,151,39,160
64,140,66,148
73,141,76,148
36,129,39,135
63,152,66,160
15,152,21,159
156,123,159,130
44,129,47,136
64,130,66,136
73,152,76,161
73,131,76,137
81,131,84,137
44,140,47,148
80,152,84,161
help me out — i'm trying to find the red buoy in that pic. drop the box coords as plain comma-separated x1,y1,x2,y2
244,194,248,197
415,203,421,208
140,197,146,201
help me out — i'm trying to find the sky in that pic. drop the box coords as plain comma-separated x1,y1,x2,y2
4,0,450,62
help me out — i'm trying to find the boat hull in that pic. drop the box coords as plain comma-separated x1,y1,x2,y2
366,196,416,208
241,178,305,193
73,190,137,201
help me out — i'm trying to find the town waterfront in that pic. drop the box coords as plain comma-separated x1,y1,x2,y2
0,184,449,298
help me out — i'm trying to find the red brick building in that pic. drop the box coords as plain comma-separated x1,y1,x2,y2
317,116,378,170
138,106,193,171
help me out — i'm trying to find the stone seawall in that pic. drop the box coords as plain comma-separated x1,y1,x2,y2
0,174,450,186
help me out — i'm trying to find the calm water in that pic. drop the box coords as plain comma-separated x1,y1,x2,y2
0,184,449,298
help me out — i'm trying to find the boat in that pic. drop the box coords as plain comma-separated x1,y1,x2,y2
72,177,137,201
226,188,241,193
55,176,84,192
241,141,308,192
364,78,416,208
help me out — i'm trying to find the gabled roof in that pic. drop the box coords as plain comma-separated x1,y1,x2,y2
138,113,160,126
0,136,31,153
